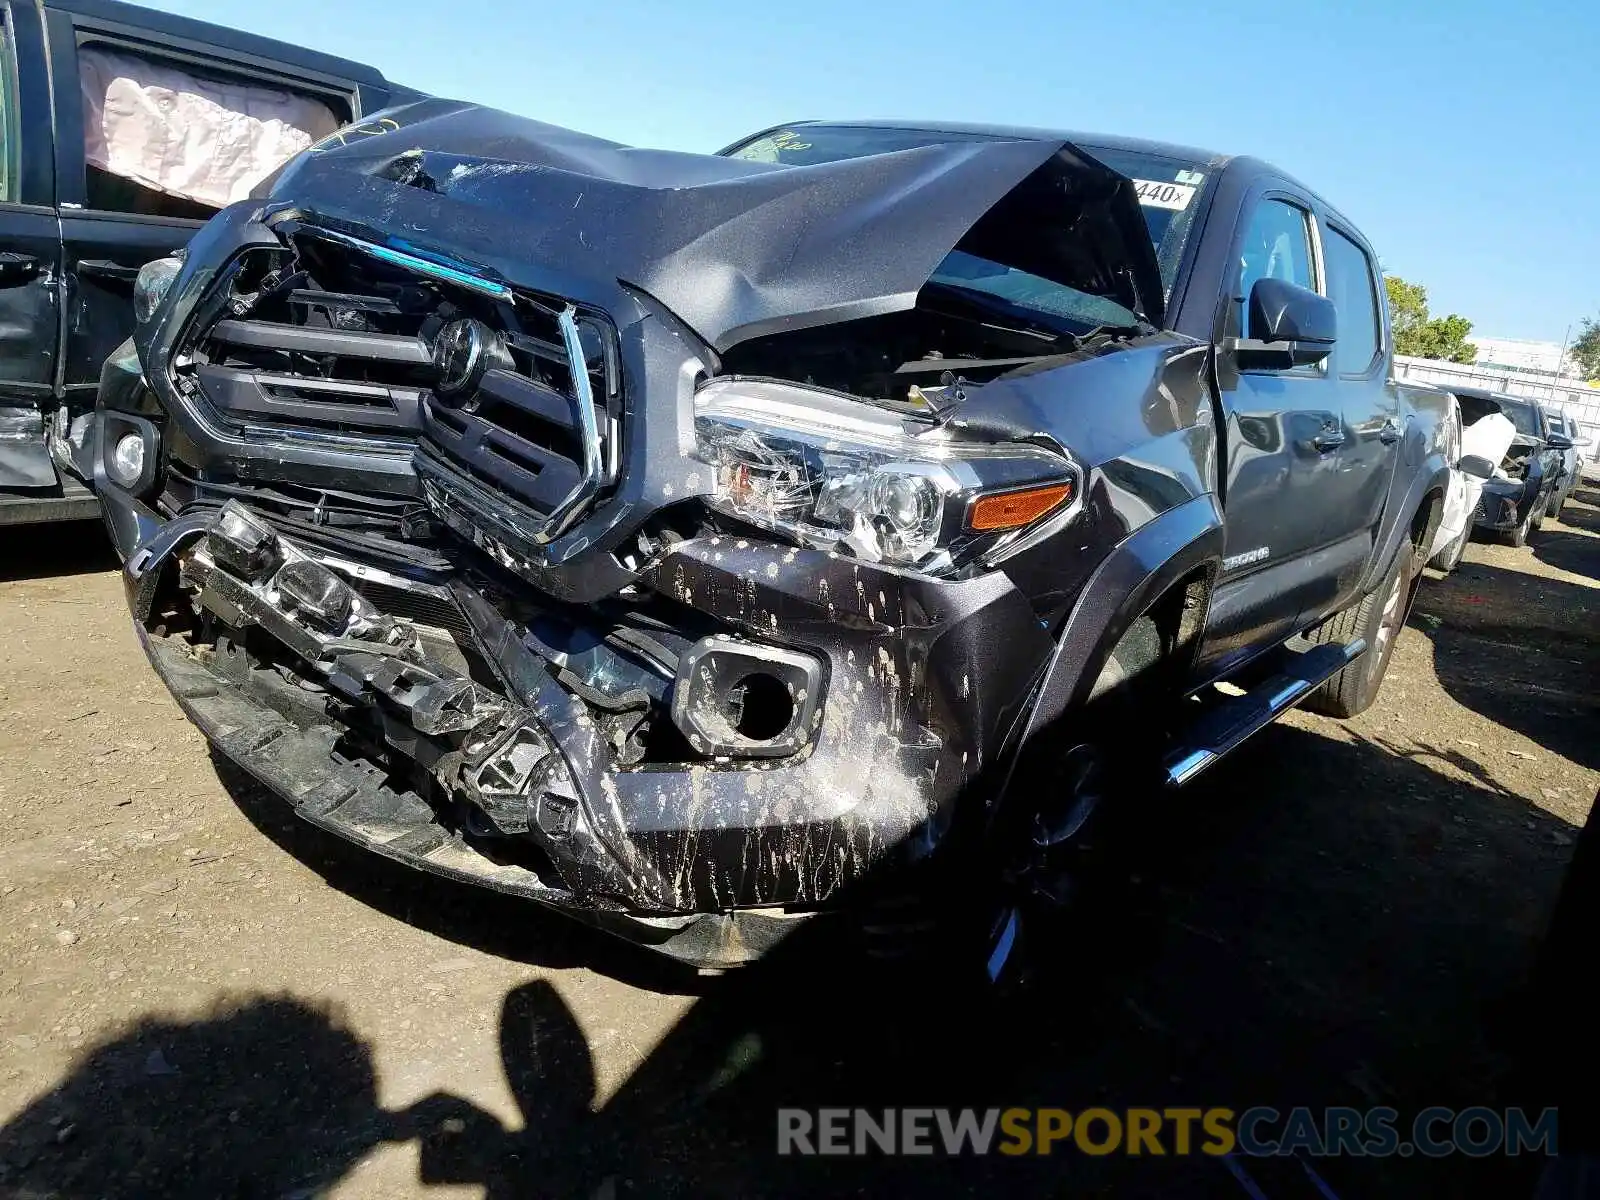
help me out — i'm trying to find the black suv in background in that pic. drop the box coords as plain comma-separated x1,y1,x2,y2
0,0,414,526
1454,387,1573,546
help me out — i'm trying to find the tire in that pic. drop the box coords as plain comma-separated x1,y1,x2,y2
1508,500,1535,547
955,614,1170,990
1428,524,1469,574
1303,542,1414,719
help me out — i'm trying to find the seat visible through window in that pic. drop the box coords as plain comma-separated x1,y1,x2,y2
1236,199,1314,335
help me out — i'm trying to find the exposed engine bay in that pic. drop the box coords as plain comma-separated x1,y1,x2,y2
721,298,1108,404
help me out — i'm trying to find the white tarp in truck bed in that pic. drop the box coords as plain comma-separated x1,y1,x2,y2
80,46,341,210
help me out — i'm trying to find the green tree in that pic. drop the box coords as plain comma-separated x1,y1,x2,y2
1570,317,1600,383
1383,275,1478,364
1385,276,1430,351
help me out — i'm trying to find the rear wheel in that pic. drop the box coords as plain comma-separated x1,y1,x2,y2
1428,523,1469,574
1304,542,1414,719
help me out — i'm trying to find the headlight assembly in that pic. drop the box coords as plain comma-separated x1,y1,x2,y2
693,378,1078,575
133,252,185,325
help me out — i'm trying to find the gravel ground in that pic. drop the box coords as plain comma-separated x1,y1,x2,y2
1,477,1595,1199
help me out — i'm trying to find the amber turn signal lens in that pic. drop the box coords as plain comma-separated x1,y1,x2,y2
967,482,1074,532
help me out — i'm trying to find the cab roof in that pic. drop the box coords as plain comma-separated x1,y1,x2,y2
777,119,1356,236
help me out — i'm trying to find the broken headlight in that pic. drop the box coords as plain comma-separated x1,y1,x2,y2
694,378,1077,574
133,252,185,325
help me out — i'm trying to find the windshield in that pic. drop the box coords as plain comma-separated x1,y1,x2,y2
1454,392,1540,437
1498,400,1540,437
927,249,1141,332
723,125,1212,303
723,125,995,166
1075,146,1210,302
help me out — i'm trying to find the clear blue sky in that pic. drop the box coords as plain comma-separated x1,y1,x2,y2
145,0,1596,345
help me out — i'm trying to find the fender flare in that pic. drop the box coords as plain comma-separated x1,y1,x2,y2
1361,456,1452,595
1016,492,1224,751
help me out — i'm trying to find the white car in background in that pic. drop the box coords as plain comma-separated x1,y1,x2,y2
1429,395,1517,573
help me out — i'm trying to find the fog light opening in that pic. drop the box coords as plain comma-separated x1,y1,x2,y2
110,432,146,488
726,672,794,742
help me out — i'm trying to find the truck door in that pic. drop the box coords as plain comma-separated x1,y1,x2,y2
0,3,64,494
1196,191,1343,675
1312,218,1400,599
39,5,353,408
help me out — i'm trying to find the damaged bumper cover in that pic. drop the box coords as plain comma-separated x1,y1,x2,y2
1472,479,1532,532
119,495,1048,968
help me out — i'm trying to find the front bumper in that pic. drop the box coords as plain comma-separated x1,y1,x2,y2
1473,480,1532,532
109,491,1049,968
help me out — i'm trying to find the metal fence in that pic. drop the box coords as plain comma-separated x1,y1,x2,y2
1392,356,1600,460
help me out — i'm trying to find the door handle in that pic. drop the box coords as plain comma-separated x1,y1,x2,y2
1379,419,1401,445
1312,428,1345,452
77,259,142,284
0,251,40,287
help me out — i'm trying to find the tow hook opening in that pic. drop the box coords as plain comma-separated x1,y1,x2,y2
671,635,823,759
727,672,794,742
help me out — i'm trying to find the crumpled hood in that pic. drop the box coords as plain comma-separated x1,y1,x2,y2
1461,411,1517,468
265,99,1164,351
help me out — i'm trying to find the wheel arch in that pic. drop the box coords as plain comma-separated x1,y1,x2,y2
1363,461,1452,594
1014,492,1224,754
1410,482,1447,568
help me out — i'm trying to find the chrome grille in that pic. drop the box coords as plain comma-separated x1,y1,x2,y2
180,226,621,533
417,304,615,538
184,241,440,442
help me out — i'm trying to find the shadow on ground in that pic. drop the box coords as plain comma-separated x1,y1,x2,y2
0,522,116,584
1531,481,1600,581
2,721,1581,1198
1411,508,1598,771
209,752,703,997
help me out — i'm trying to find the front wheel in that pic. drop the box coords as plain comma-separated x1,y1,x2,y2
1508,500,1535,547
1303,543,1414,719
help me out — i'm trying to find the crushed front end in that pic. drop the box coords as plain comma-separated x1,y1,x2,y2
123,493,1047,968
99,105,1169,967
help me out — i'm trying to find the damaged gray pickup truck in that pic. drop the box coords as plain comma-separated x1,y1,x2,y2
92,106,1451,974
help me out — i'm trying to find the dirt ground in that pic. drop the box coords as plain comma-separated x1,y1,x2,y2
1,478,1596,1199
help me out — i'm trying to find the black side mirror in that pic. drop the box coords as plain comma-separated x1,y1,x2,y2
1237,277,1337,370
1458,454,1497,481
1545,432,1574,451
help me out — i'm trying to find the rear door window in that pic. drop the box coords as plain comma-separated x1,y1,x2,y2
1321,225,1382,375
76,42,343,218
